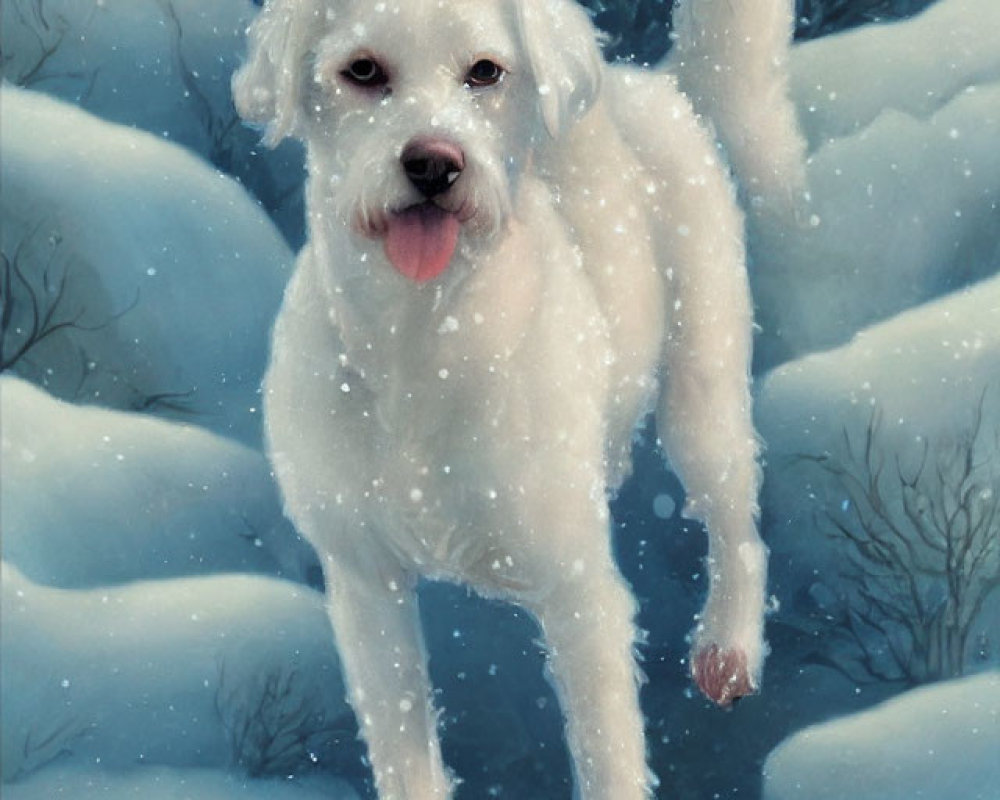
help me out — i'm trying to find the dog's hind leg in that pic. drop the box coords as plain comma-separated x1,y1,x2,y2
520,557,653,799
323,555,452,799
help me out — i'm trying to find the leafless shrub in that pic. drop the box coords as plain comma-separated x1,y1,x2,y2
0,223,198,415
0,225,93,373
6,715,87,781
1,0,99,97
215,660,358,779
801,394,999,684
155,0,243,173
159,0,306,244
1,0,67,85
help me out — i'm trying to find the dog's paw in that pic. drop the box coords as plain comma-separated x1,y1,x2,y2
690,644,757,707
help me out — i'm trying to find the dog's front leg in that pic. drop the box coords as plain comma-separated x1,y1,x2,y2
521,560,652,800
324,556,452,799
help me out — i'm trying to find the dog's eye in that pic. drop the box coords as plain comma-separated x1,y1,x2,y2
465,59,505,88
342,58,389,88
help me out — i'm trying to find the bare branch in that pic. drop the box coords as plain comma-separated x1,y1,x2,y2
0,225,128,372
806,395,1000,684
215,660,356,779
9,713,86,782
155,0,243,173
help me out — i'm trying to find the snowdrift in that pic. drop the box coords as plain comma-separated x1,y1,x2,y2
752,76,1000,369
762,671,1000,800
1,564,350,784
1,376,317,589
734,0,1000,369
0,0,306,245
0,85,291,447
790,0,1000,152
4,766,359,800
756,273,1000,672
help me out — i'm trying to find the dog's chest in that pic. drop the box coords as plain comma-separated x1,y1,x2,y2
329,229,592,437
317,251,618,574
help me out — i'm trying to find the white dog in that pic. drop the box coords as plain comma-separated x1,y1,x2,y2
234,1,800,797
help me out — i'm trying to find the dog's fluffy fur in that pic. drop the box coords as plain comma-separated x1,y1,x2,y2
235,1,799,796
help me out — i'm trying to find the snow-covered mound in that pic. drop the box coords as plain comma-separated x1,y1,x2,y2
0,86,291,447
744,0,1000,369
756,274,1000,666
0,0,306,245
752,76,1000,369
790,0,1000,152
762,671,1000,800
1,377,318,589
0,564,351,784
5,766,359,800
758,271,1000,517
1,0,250,143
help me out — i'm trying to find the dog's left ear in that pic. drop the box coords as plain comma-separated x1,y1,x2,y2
232,0,317,146
516,0,603,138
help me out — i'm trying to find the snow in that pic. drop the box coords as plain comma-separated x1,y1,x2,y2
752,78,1000,369
747,0,1000,370
757,272,1000,448
762,671,1000,800
4,766,359,800
1,563,349,783
790,0,1000,152
755,273,1000,662
1,0,251,141
0,0,306,245
1,376,318,589
0,85,292,447
1,0,999,796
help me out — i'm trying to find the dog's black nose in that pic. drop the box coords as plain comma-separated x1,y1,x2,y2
401,138,465,198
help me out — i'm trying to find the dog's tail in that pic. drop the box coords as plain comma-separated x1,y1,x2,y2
666,0,807,214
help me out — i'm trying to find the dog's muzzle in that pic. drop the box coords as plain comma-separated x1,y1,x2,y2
373,137,467,284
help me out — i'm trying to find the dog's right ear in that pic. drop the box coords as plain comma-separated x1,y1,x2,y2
516,0,603,139
232,0,316,146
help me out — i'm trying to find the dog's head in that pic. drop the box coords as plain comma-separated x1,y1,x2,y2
233,0,602,283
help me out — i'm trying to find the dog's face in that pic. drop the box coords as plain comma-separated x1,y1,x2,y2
234,0,602,282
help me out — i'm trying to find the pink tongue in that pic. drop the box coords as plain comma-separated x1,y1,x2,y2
384,204,460,283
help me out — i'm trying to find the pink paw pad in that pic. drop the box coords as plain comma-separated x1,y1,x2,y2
691,644,756,707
